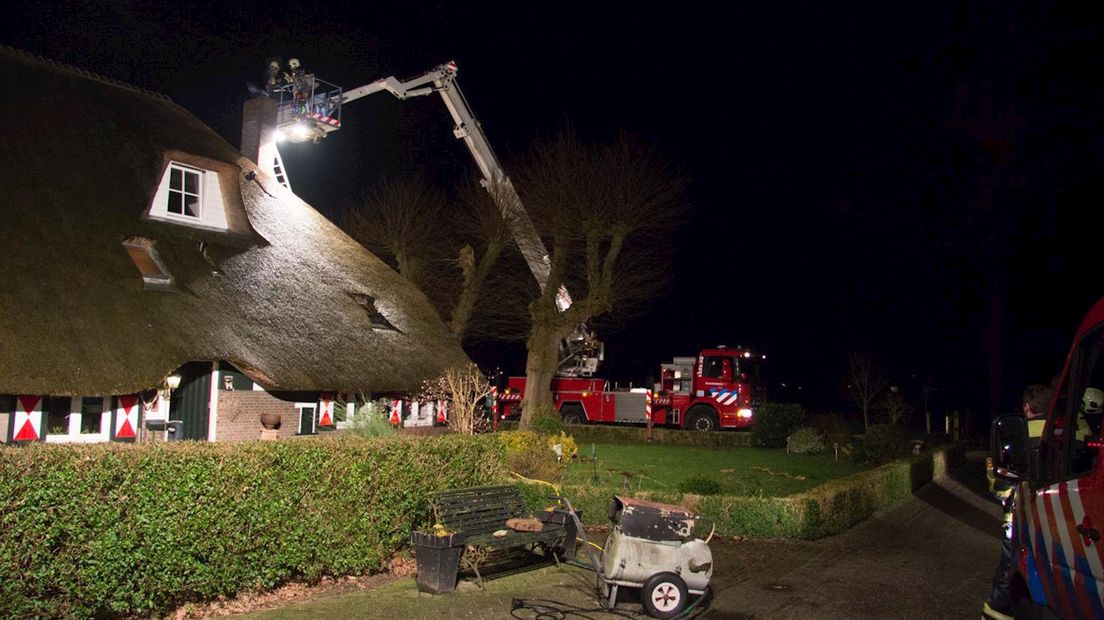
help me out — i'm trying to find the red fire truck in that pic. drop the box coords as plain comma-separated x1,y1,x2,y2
497,347,764,431
990,298,1104,617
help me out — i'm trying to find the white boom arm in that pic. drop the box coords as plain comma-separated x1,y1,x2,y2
343,61,571,312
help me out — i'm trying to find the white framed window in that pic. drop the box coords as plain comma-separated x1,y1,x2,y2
45,396,108,443
167,163,202,219
148,161,229,230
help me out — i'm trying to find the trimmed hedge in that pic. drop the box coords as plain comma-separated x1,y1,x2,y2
0,435,506,618
501,421,753,448
553,443,964,540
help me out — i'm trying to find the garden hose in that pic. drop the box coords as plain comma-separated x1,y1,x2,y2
510,471,562,497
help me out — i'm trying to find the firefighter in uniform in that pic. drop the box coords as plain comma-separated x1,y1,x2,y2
983,384,1051,620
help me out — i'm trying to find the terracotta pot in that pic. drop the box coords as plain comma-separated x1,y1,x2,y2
260,413,282,430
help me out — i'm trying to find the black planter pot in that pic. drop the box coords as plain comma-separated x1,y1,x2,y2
411,531,464,594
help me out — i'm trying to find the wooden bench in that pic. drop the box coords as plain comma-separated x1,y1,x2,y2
430,485,574,585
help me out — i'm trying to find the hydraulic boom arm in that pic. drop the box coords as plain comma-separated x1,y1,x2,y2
342,61,570,312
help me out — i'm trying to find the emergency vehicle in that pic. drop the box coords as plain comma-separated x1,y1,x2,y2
991,297,1104,617
497,347,764,431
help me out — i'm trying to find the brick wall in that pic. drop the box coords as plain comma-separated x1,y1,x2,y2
215,391,301,442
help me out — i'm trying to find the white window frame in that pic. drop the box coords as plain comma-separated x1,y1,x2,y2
166,163,203,220
295,403,317,435
148,161,229,231
45,396,109,444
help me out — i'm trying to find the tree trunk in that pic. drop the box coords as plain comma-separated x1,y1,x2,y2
519,325,562,430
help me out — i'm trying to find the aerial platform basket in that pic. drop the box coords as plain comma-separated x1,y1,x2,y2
270,75,344,143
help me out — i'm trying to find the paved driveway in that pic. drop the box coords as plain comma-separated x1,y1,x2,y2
243,458,1001,619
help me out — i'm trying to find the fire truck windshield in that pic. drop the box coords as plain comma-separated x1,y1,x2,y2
736,357,762,386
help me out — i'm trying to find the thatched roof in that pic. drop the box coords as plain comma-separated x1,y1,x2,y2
0,47,469,396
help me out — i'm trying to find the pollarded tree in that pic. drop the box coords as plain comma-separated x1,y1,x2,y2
512,130,689,429
343,178,515,341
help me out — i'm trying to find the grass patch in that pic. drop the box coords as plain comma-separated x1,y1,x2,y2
564,443,867,497
546,443,964,539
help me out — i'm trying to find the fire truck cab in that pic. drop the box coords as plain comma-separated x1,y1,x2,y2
991,298,1104,617
653,348,763,431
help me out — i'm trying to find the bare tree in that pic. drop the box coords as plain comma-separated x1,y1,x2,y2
446,181,519,339
512,130,689,428
343,179,447,292
882,387,912,426
420,363,493,435
342,178,515,341
848,352,888,431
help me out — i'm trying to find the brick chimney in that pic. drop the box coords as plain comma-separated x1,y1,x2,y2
240,96,290,189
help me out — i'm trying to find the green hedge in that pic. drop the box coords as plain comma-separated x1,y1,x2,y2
553,443,964,540
501,421,752,448
0,435,506,618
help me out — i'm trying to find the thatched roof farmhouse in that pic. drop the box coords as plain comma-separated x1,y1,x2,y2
0,47,468,443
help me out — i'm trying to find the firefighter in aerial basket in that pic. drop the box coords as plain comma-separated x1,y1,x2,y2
982,384,1050,620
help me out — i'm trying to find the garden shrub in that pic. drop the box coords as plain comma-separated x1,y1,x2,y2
530,405,567,435
678,475,724,495
0,434,506,618
864,423,908,464
786,426,825,455
547,431,579,463
347,399,397,437
501,430,565,483
752,402,806,448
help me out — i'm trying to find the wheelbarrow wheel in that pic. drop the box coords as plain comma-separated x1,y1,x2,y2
641,572,688,619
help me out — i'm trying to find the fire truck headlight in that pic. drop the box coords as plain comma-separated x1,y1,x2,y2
738,408,754,419
273,129,287,142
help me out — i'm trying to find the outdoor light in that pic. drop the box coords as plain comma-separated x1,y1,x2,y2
273,129,286,142
293,123,313,139
165,374,182,391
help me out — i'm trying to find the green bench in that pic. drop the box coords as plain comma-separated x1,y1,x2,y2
420,485,576,589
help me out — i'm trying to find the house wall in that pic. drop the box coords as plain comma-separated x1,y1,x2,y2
0,395,10,440
215,391,302,442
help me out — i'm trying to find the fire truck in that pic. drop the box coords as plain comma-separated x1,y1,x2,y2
497,347,764,431
990,298,1104,617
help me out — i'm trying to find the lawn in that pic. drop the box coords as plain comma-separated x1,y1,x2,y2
562,442,869,497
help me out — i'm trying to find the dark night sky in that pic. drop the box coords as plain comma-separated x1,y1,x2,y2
5,1,1104,415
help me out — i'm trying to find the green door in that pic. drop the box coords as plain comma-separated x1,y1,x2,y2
169,362,211,440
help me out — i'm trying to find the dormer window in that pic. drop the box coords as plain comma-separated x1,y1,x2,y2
148,160,229,230
168,164,202,218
